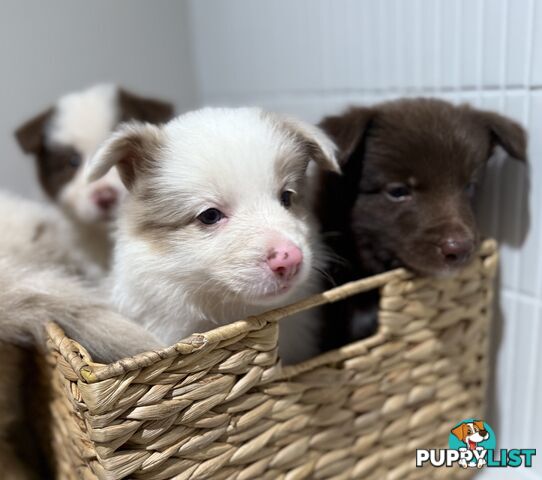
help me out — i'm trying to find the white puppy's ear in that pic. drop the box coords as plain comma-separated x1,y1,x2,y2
86,122,164,189
279,116,340,173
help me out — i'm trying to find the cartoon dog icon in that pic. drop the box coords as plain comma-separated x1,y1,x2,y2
451,420,490,468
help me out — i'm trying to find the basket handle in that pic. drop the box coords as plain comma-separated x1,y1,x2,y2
244,268,411,323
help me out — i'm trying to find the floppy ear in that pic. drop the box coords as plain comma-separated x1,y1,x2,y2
86,122,164,190
277,115,340,173
451,424,468,442
318,107,376,165
118,88,175,125
14,108,54,154
470,108,527,161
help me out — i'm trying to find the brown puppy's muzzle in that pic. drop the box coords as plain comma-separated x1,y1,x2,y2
403,221,477,275
438,236,475,267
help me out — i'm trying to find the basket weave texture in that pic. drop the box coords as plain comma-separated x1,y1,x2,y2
45,239,498,480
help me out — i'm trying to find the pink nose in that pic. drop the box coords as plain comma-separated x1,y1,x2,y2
267,241,303,280
92,186,118,211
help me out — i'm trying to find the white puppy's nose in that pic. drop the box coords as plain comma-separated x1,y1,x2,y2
266,241,303,281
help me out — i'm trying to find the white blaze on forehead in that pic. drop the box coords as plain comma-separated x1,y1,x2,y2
48,84,119,157
157,108,299,207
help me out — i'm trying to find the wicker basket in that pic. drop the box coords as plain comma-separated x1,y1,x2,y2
44,239,498,480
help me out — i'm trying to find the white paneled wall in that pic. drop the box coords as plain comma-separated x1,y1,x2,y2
187,0,541,477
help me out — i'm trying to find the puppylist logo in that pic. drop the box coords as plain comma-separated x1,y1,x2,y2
416,419,536,469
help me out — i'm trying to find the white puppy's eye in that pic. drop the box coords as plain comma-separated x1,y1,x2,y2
197,208,224,225
280,190,295,208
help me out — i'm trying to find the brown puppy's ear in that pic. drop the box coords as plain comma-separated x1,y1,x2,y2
451,423,469,442
118,88,175,125
470,108,527,161
14,108,54,154
319,107,375,165
86,122,164,190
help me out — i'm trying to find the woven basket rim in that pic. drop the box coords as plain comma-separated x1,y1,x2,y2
46,238,497,384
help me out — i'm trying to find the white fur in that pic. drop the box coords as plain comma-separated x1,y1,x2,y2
0,190,101,279
90,108,338,364
48,84,127,227
49,84,118,155
0,190,161,361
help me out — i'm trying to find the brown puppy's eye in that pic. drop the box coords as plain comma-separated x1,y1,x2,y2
385,183,411,202
197,208,224,225
280,190,295,208
465,182,476,197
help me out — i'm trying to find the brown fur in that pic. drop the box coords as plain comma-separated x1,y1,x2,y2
317,98,527,349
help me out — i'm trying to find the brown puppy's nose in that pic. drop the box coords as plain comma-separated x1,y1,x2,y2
479,429,488,437
439,237,474,265
92,186,118,211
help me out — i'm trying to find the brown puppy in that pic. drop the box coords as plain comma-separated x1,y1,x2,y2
317,98,527,349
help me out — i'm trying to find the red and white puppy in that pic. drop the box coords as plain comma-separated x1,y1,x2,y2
15,84,174,268
88,107,339,364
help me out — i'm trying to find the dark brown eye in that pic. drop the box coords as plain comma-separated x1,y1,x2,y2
465,182,476,197
280,190,295,208
69,153,82,168
385,183,412,202
197,208,224,225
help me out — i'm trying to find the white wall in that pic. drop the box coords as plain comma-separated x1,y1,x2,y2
188,1,541,477
0,0,198,199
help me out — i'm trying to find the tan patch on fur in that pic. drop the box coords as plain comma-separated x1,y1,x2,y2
88,123,165,190
126,183,193,252
114,127,165,189
31,223,47,243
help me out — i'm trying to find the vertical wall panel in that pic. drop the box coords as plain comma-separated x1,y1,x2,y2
438,0,460,89
460,0,482,88
481,0,507,87
506,0,531,86
532,0,542,85
519,93,542,296
499,93,527,289
419,0,438,89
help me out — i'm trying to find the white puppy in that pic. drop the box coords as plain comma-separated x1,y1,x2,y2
88,107,338,363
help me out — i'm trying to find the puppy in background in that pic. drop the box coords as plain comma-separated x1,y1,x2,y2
87,107,339,364
0,84,172,479
317,98,527,350
15,83,174,268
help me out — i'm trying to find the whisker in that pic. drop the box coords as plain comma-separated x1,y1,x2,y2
311,266,337,287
